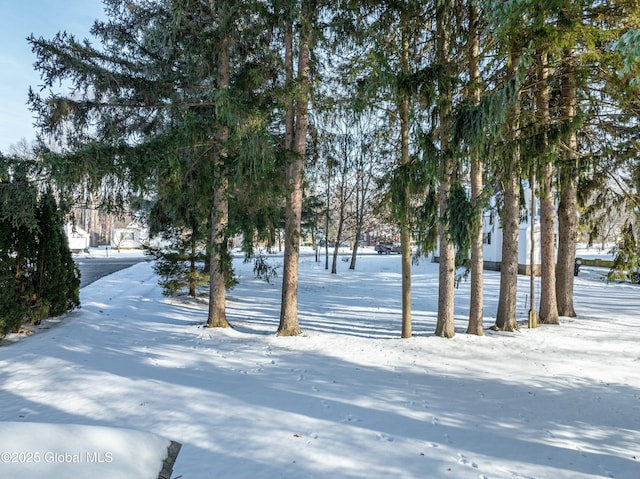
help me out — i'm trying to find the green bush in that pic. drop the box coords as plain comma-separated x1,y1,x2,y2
0,162,79,338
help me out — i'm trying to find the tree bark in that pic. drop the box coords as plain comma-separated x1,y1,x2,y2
278,7,310,336
467,0,483,335
495,173,520,331
556,48,578,318
207,179,230,328
535,50,559,325
332,140,349,274
399,12,412,339
206,29,231,329
435,0,455,338
349,142,371,271
495,50,521,332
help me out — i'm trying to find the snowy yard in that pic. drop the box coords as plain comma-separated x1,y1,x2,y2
0,247,639,478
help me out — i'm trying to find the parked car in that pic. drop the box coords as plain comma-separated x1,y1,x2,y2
375,242,391,254
374,242,401,254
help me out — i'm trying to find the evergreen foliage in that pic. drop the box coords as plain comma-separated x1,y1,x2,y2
148,242,210,298
608,222,640,283
18,0,640,337
0,156,79,338
29,0,287,327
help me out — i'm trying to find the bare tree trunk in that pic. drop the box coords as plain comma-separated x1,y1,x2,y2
349,188,363,270
556,48,578,318
535,50,559,325
350,143,371,270
278,8,310,336
331,204,345,274
332,138,350,274
435,0,455,338
324,143,331,270
467,0,483,336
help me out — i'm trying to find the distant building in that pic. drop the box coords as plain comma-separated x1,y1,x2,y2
64,224,91,253
481,187,551,276
111,221,147,249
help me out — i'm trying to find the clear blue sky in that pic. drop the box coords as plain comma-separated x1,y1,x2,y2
0,0,105,153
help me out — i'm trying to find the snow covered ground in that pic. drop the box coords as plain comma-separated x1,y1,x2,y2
1,247,639,479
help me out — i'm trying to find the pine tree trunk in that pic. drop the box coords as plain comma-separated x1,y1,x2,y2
189,236,196,298
556,48,578,318
206,31,231,329
495,174,520,331
278,9,310,336
535,50,559,325
467,1,483,336
207,182,230,328
399,12,412,339
435,0,455,338
495,50,521,332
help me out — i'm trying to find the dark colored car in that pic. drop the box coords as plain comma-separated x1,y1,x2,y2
375,243,391,254
375,242,401,254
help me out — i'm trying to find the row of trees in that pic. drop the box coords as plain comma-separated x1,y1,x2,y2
25,0,640,338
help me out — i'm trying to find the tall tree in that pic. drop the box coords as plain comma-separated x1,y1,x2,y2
335,1,441,338
494,46,523,332
278,0,313,336
348,113,380,270
466,0,484,335
397,5,414,338
555,44,579,317
534,46,560,325
29,0,279,329
208,7,232,328
434,0,456,338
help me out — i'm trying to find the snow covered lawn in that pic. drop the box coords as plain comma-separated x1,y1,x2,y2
1,249,639,478
0,421,175,479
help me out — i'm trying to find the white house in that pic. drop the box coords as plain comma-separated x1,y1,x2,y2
481,187,552,275
111,221,147,249
64,224,91,252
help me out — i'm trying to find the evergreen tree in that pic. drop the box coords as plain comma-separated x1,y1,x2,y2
277,0,315,336
434,0,458,339
29,0,282,329
0,157,39,336
35,189,80,319
334,0,441,338
0,155,79,337
466,0,484,335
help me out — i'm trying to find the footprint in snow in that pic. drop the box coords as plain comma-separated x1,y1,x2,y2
342,414,361,423
598,465,615,478
457,453,478,469
376,432,394,442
